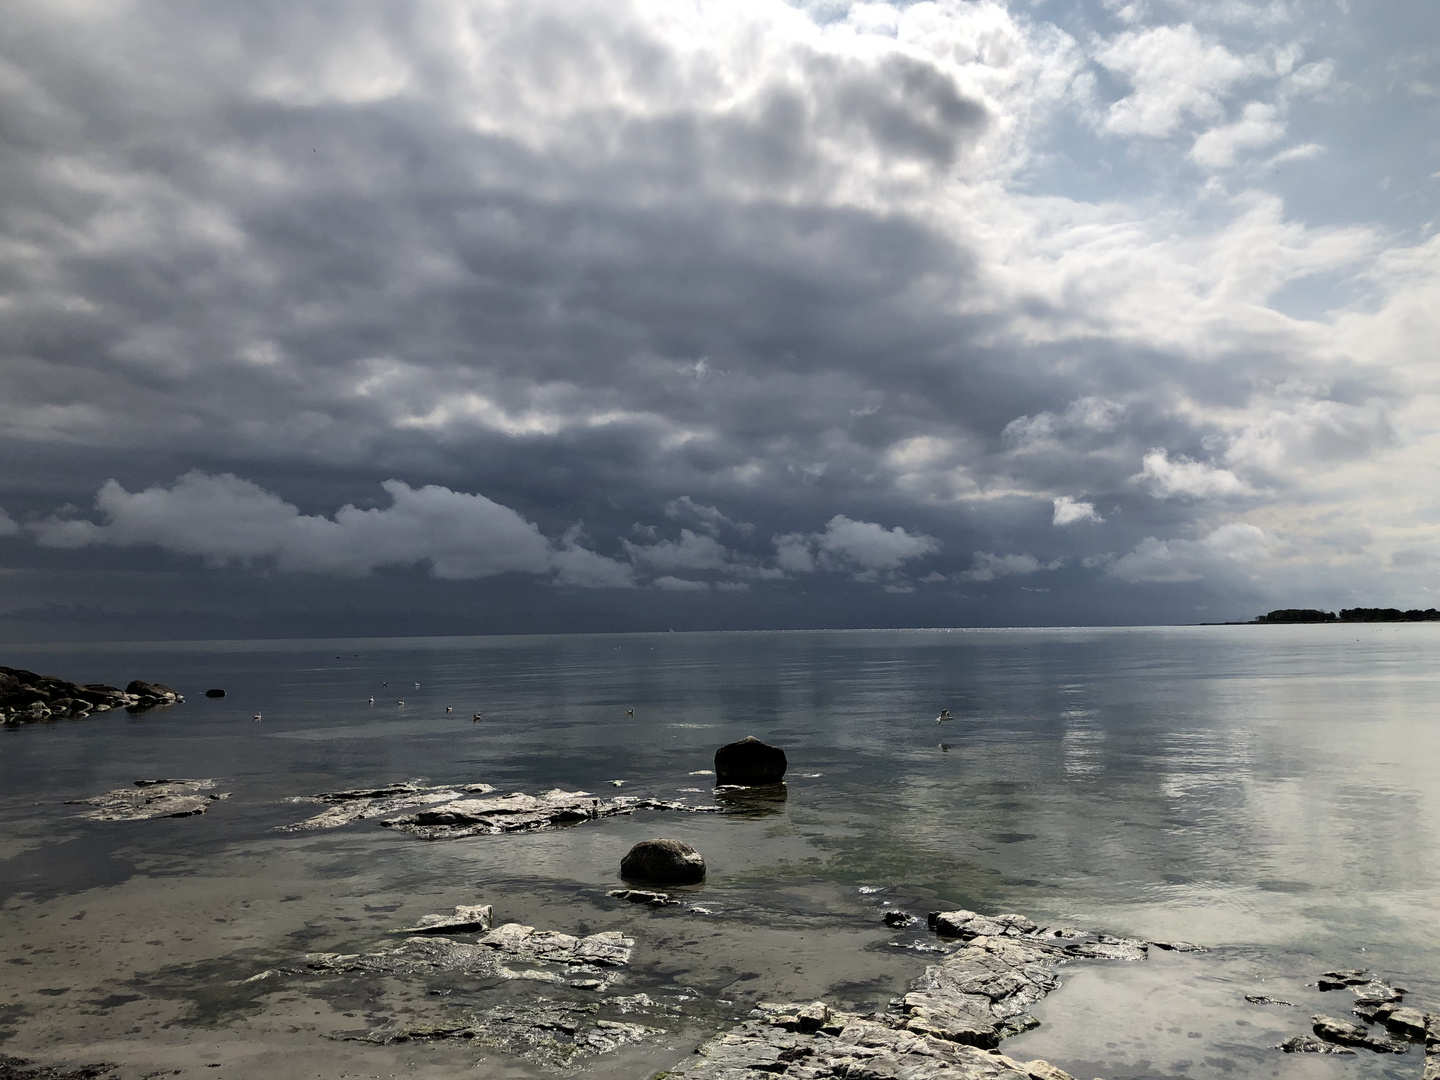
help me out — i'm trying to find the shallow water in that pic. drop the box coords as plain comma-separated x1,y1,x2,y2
2,625,1438,1078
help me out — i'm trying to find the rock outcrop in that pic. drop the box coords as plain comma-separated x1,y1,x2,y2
392,904,494,935
68,779,228,821
669,911,1166,1079
307,922,634,987
380,788,719,839
620,838,706,885
1,666,182,725
714,736,787,786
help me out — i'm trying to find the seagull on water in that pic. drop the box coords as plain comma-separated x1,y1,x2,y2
626,708,634,717
936,709,953,723
472,712,483,722
397,700,405,706
445,706,453,712
253,712,262,722
368,696,374,705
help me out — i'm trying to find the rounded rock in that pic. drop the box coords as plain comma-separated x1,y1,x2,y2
620,838,706,885
714,735,787,786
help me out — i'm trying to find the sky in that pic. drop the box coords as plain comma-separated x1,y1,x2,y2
1,0,1437,640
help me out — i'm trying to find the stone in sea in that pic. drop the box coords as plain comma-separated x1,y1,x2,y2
884,910,915,928
621,838,706,885
1278,1035,1356,1055
204,688,226,698
68,779,229,820
1311,1013,1408,1053
392,904,494,935
713,735,787,786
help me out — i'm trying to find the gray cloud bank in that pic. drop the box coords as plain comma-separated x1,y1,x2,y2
1,0,1437,639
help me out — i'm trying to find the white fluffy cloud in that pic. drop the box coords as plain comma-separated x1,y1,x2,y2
32,472,635,586
1134,449,1252,499
1189,101,1285,167
1096,24,1264,137
774,515,940,575
960,551,1061,581
1053,496,1102,526
1,0,1438,630
1110,522,1275,583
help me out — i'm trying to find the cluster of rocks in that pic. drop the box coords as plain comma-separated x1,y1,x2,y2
0,1055,116,1080
673,1003,1080,1080
667,908,1162,1080
1275,969,1439,1065
67,779,229,821
1,666,181,724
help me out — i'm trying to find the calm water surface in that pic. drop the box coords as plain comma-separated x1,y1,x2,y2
2,626,1438,1079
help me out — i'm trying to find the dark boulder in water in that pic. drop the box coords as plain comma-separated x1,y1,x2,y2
204,688,226,698
620,838,706,885
714,735,787,786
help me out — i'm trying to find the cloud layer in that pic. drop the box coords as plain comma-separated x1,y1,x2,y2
1,0,1437,635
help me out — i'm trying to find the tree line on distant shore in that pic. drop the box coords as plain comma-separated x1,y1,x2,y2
1253,608,1440,624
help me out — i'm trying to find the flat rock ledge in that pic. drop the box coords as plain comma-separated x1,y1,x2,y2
67,779,228,821
307,921,635,990
381,788,721,839
670,911,1161,1080
2,666,181,725
276,782,718,835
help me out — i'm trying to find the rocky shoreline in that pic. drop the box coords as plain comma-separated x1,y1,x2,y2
0,665,181,725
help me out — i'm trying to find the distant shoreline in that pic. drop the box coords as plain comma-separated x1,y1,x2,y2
1228,607,1440,625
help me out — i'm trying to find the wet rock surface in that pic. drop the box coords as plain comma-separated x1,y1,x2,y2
307,921,634,984
276,782,486,831
621,838,706,884
380,787,720,839
355,1001,660,1066
1,666,181,724
669,912,1169,1079
1311,1014,1409,1053
672,1004,1084,1080
392,904,494,934
67,779,228,821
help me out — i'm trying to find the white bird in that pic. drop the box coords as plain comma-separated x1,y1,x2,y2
936,709,953,723
368,696,374,705
472,712,483,722
626,708,634,717
253,713,262,722
445,706,453,712
397,700,405,706
414,682,421,689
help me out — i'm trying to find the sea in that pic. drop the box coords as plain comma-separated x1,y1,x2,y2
1,625,1437,1080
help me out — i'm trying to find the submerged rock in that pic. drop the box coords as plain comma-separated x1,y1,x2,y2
607,889,680,907
204,688,226,698
358,1002,659,1066
68,779,228,821
620,838,706,885
308,922,634,980
1278,1035,1356,1055
713,736,787,786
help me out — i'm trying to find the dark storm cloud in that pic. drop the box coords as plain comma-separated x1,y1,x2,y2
1,0,1436,637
